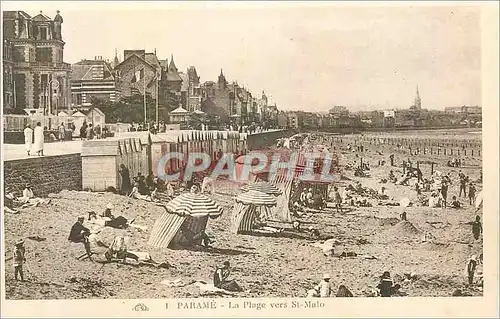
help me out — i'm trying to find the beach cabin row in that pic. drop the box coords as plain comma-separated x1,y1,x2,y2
81,130,247,191
81,137,147,192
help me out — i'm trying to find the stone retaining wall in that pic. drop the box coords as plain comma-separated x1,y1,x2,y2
246,130,294,150
4,153,82,197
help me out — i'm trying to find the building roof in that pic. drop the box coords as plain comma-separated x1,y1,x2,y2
170,106,189,114
3,11,32,20
159,59,168,70
32,12,52,22
145,53,160,70
168,54,178,72
72,111,86,117
71,60,115,81
187,66,199,82
114,52,157,73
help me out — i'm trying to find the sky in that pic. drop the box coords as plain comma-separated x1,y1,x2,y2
3,2,482,112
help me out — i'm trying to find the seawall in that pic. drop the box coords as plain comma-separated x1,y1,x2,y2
246,129,294,150
4,153,82,197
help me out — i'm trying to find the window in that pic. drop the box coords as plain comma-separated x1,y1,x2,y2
76,94,82,105
35,48,53,63
40,27,47,40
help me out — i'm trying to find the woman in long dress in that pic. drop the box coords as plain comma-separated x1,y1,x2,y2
33,122,44,156
23,124,33,156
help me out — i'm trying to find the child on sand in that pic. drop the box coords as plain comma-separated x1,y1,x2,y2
13,239,26,281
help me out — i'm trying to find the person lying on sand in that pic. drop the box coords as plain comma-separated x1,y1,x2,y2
4,188,19,214
18,184,50,207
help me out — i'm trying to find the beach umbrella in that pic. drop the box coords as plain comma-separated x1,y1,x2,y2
241,182,282,195
475,190,483,209
235,190,277,206
163,193,223,218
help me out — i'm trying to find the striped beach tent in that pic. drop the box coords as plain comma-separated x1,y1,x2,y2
162,192,223,217
148,193,223,248
230,191,277,234
235,190,278,206
241,182,282,195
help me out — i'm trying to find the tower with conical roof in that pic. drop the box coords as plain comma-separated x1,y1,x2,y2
168,54,178,73
113,48,119,68
218,68,227,90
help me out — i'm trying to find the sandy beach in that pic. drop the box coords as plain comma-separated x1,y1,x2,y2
4,131,483,299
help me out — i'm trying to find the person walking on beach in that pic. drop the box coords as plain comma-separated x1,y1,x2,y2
13,239,26,281
80,121,87,140
470,215,483,240
466,255,478,285
33,122,44,156
58,122,65,141
441,175,451,208
389,154,395,166
459,171,468,198
333,186,344,214
468,182,476,205
24,124,33,156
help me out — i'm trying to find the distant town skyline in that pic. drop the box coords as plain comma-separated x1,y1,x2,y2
3,2,482,112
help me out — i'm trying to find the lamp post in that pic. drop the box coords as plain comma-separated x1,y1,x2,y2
156,71,160,126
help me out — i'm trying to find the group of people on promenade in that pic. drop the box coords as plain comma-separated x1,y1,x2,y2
23,123,44,156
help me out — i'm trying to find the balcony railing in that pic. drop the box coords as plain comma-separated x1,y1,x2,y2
13,61,72,70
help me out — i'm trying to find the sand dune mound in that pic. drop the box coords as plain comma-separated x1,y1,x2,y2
378,217,400,227
390,221,421,236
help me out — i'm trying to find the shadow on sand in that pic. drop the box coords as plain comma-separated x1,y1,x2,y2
170,245,256,256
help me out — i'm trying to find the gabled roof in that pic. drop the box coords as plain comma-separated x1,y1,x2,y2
170,107,189,114
71,60,115,81
87,107,105,116
145,53,160,70
114,53,156,73
3,11,32,20
187,66,199,82
32,12,52,22
72,111,86,117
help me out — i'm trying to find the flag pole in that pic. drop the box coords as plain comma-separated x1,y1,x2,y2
143,69,147,126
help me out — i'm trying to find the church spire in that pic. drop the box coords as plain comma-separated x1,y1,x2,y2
414,85,422,109
113,48,119,67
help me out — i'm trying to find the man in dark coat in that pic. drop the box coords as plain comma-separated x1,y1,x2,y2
119,164,131,195
68,217,93,261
